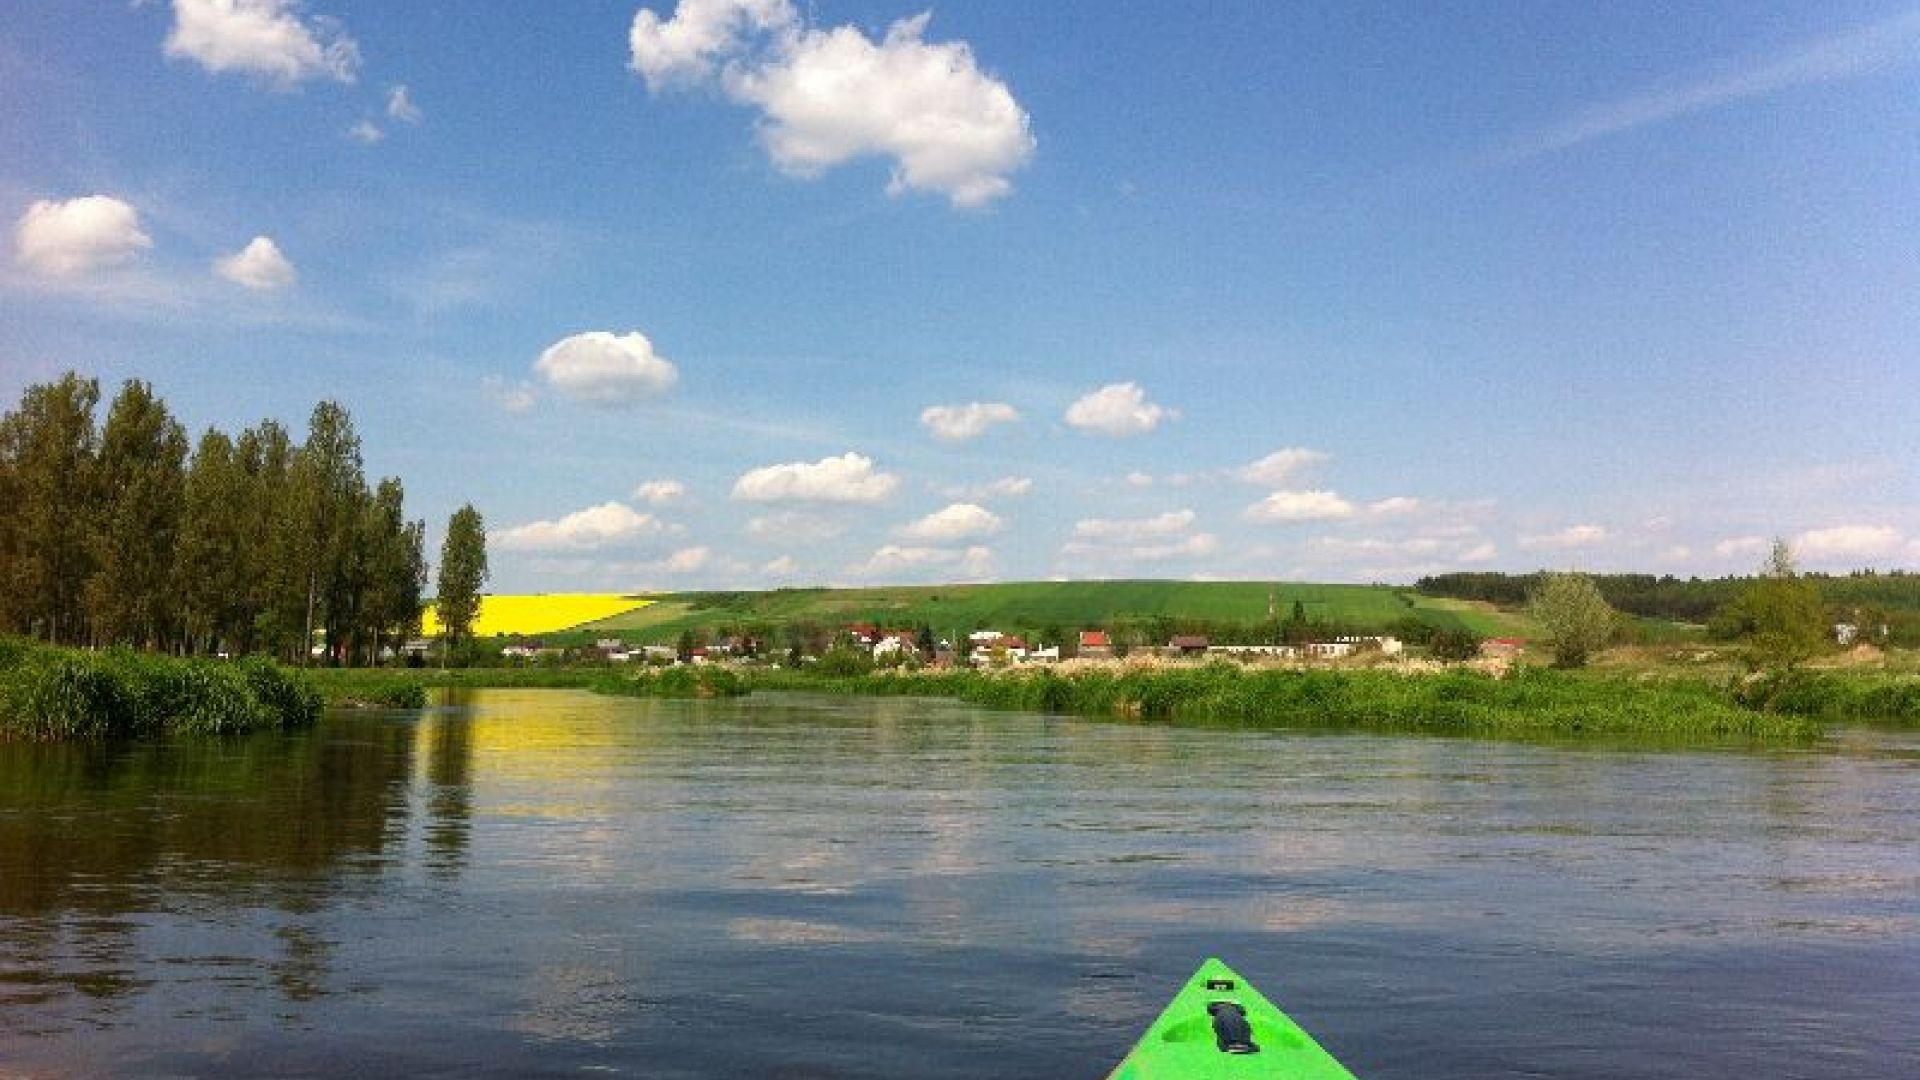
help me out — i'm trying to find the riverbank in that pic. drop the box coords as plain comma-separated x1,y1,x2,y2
303,664,743,708
0,640,320,740
751,664,1827,739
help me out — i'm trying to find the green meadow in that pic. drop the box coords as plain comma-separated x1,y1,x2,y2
570,580,1532,642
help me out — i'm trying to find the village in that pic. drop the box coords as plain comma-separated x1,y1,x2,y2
491,623,1427,669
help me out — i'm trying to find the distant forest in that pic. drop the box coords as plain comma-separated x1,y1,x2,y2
1417,571,1920,644
0,373,427,663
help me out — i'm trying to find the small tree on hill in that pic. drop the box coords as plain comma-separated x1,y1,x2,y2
435,504,488,651
1732,539,1826,671
1527,571,1617,668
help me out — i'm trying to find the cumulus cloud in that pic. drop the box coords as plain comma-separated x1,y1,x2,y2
1795,524,1904,562
852,543,994,580
347,119,384,143
1070,510,1195,543
943,476,1033,501
1244,490,1357,524
897,502,1003,542
1124,471,1154,488
1519,524,1610,550
732,452,899,503
761,554,799,577
533,330,679,406
745,511,845,542
919,401,1019,441
481,375,537,414
1366,496,1422,518
15,196,153,277
629,1,1034,207
657,545,711,573
494,502,666,552
631,479,688,504
1713,536,1769,559
1459,541,1499,563
213,235,296,289
1234,448,1329,486
386,84,423,123
165,0,360,87
1063,531,1218,564
1063,382,1175,437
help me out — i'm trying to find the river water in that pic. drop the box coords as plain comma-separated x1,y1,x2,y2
1,690,1915,1078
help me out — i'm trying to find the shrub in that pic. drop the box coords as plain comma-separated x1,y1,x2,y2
1428,629,1483,662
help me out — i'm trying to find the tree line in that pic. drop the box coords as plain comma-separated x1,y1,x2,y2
0,372,463,664
1419,567,1920,645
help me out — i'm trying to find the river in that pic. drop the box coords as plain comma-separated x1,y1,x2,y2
2,689,1916,1077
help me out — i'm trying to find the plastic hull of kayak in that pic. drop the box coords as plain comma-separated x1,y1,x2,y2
1106,958,1359,1079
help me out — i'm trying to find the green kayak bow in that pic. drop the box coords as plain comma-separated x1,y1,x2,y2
1106,958,1360,1079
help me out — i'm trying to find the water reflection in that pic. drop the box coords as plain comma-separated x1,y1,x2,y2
0,690,1916,1078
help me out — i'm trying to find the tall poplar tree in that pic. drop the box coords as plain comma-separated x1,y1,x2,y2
87,380,188,647
0,374,100,642
435,504,488,649
175,428,247,654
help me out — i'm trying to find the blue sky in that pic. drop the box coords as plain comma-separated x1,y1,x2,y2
4,1,1918,591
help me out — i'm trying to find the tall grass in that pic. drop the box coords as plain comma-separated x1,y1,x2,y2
757,663,1822,739
0,641,320,741
593,665,747,699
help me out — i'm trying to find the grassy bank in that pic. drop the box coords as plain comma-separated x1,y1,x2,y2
302,663,747,706
752,664,1823,739
0,640,320,741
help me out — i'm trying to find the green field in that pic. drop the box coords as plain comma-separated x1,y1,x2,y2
565,580,1533,643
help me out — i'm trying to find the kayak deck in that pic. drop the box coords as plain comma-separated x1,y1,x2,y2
1106,958,1359,1079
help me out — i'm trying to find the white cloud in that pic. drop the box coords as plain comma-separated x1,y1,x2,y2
1366,496,1422,518
1795,524,1904,562
1713,536,1769,559
1064,382,1175,437
494,502,666,552
631,479,688,505
1244,490,1357,524
1070,510,1195,543
1233,448,1329,486
1306,536,1445,559
1124,471,1154,488
630,2,1034,207
897,502,1003,542
761,554,799,577
1459,542,1499,563
347,119,384,143
1519,524,1610,550
481,375,537,413
852,543,994,580
745,511,845,542
15,196,152,277
942,476,1032,500
732,452,899,503
919,401,1019,441
386,84,423,124
213,235,295,289
657,545,711,573
165,0,360,87
1062,532,1218,564
629,0,795,85
533,330,679,406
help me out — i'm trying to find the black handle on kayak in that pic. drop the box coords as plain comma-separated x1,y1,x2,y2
1208,1001,1259,1054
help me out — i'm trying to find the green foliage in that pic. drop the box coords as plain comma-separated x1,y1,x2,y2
760,663,1816,739
0,643,318,740
0,374,434,663
1731,541,1828,671
1428,629,1483,662
812,645,876,677
595,665,747,699
1527,572,1618,668
435,504,489,647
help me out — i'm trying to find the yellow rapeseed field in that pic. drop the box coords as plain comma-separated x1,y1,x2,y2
421,594,652,638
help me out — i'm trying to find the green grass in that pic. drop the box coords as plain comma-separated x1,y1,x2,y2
572,580,1534,642
0,641,321,741
751,664,1822,740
